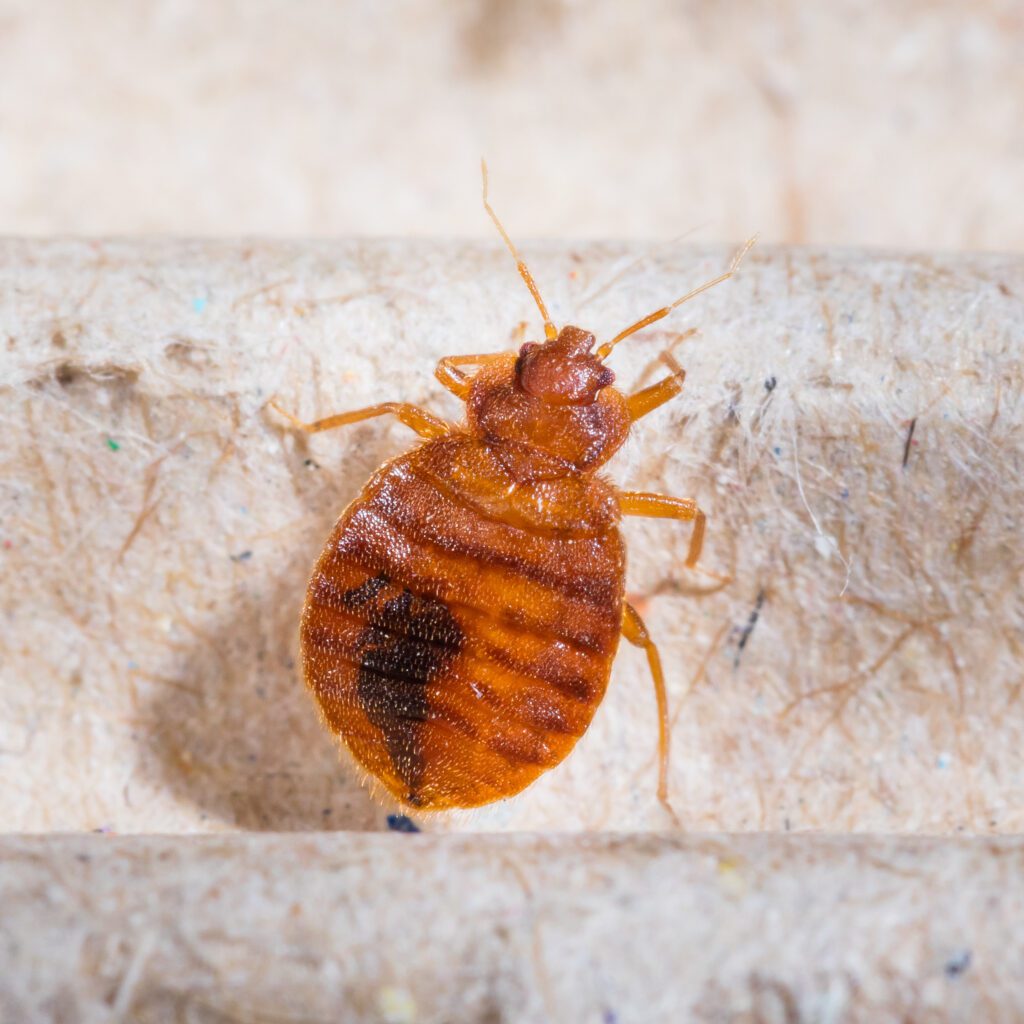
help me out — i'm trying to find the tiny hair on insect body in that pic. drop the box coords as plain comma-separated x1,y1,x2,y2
271,163,754,816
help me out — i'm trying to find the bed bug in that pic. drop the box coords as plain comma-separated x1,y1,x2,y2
273,165,753,813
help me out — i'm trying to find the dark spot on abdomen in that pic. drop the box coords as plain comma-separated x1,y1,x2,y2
339,572,391,609
348,574,463,802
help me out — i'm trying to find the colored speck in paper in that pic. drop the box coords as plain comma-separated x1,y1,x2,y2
387,814,421,833
945,949,971,978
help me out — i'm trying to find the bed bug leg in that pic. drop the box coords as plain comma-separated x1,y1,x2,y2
626,351,688,423
622,602,678,823
435,354,507,401
269,400,450,439
510,320,529,346
619,490,706,568
620,490,731,585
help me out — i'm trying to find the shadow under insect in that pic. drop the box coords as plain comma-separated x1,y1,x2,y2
135,427,408,832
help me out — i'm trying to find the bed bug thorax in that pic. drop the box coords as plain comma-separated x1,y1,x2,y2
271,163,754,817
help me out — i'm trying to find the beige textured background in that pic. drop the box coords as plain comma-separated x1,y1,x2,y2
2,3,1023,1020
0,0,1021,247
3,833,1022,1022
1,238,1021,835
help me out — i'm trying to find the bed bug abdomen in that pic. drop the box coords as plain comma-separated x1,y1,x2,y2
301,436,626,809
278,167,754,814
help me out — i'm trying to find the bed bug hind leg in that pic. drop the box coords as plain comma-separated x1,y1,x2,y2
622,602,679,825
269,400,449,439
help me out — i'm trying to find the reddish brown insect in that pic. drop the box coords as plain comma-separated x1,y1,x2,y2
275,166,753,813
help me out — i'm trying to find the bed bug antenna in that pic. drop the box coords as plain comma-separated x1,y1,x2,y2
481,159,558,341
595,235,758,360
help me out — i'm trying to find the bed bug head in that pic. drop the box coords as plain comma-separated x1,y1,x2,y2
467,347,629,472
475,164,628,470
515,326,615,405
478,162,755,470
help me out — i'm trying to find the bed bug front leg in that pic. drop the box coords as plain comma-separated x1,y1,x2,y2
621,602,677,821
270,400,449,439
625,351,688,423
435,354,507,401
435,325,528,398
